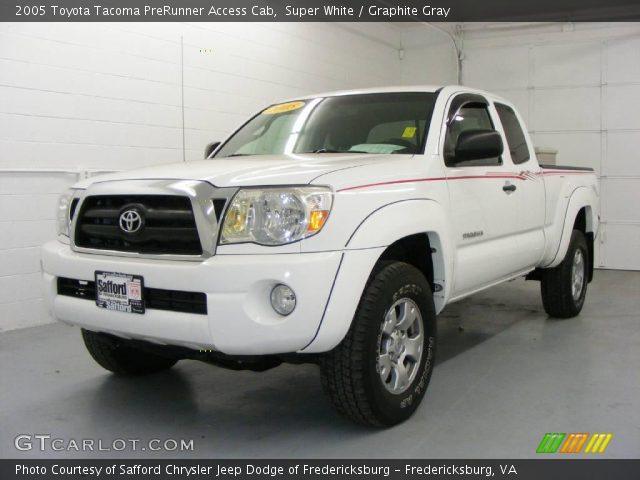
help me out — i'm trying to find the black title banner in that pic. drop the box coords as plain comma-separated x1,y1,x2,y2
3,459,640,480
2,0,640,22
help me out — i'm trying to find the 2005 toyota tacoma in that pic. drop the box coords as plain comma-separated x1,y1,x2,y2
42,86,599,426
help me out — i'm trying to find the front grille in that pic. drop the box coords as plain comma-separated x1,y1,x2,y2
57,277,208,315
74,195,202,255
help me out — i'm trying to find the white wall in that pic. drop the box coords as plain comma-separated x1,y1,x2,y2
0,22,405,331
399,26,459,86
461,22,640,270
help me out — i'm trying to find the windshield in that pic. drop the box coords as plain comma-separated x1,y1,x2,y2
214,92,438,158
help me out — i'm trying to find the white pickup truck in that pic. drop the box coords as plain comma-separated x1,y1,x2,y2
42,86,599,426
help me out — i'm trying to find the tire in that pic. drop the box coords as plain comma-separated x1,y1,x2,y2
81,329,178,376
541,229,589,318
320,261,437,427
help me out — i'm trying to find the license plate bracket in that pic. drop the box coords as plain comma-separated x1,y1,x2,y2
95,271,145,314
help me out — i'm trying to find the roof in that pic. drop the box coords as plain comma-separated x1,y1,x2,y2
277,85,515,111
281,85,444,103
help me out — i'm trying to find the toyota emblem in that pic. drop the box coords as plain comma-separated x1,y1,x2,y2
119,209,144,234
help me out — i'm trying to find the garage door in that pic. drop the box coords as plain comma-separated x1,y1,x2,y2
462,26,640,271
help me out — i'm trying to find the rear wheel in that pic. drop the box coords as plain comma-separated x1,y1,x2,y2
320,262,437,427
81,329,178,376
541,229,589,318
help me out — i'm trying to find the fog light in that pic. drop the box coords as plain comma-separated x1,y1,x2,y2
270,284,296,316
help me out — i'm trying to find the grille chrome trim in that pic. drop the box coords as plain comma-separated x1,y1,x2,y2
69,179,236,261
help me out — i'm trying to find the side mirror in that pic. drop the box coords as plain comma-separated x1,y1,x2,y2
452,129,503,163
204,141,221,158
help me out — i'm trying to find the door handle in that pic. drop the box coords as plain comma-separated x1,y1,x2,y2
502,182,517,193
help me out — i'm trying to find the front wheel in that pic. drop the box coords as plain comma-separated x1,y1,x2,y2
541,229,589,318
81,329,178,376
320,261,437,427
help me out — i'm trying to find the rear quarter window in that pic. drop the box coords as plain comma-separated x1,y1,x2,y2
495,103,530,165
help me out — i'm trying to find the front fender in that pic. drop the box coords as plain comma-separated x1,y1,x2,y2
301,199,453,353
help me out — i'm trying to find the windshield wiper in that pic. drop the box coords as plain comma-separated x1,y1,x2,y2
305,149,367,154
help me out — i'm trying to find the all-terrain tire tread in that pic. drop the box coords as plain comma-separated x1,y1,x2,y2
321,261,413,427
81,329,177,376
541,230,588,318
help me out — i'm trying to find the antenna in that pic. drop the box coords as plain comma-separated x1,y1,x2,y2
181,35,186,162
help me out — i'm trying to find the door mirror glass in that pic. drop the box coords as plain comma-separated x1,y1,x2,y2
204,141,221,158
452,129,503,164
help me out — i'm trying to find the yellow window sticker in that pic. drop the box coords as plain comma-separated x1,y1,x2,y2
262,101,305,115
402,126,417,138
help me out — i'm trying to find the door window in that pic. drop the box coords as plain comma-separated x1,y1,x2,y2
444,103,501,167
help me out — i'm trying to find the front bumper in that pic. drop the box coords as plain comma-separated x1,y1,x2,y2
42,241,343,355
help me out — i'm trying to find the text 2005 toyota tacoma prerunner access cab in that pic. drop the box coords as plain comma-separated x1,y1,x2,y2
42,86,599,426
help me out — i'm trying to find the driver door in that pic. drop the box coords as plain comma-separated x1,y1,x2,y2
443,94,524,298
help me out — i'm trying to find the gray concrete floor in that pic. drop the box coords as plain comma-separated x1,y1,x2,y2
1,270,639,459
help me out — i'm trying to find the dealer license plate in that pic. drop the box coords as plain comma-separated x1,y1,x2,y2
95,271,145,314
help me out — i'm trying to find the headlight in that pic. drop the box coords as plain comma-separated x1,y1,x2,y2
56,189,76,237
220,187,332,245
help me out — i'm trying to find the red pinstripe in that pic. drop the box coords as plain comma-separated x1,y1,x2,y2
336,169,593,193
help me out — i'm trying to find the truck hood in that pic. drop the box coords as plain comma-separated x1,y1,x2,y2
74,153,404,189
